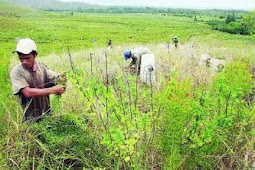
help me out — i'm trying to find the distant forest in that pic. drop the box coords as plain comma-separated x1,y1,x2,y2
45,7,248,16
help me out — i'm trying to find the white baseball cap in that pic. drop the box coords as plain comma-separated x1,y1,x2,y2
13,38,37,54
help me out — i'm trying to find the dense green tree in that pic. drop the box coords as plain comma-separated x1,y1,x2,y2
225,14,236,24
194,15,198,22
241,10,255,34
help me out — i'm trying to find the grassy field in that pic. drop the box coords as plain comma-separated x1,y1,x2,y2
0,1,255,169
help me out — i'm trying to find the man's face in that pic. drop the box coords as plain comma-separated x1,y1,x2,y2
18,53,36,70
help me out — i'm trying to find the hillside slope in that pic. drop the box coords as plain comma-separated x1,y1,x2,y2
1,0,102,10
0,1,52,17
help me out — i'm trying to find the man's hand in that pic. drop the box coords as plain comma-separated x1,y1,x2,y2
21,85,66,98
59,72,67,85
54,72,67,86
52,85,66,95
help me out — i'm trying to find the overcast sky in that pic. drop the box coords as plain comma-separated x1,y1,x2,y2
60,0,255,10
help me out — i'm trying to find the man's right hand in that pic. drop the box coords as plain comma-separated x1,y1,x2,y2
52,85,66,95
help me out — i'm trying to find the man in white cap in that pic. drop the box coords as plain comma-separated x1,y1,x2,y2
10,38,66,122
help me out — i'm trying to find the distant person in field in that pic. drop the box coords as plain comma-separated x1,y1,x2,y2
107,39,113,48
172,36,179,48
123,47,152,75
10,38,66,123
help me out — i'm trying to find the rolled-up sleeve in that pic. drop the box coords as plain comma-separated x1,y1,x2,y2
10,68,29,95
46,67,59,82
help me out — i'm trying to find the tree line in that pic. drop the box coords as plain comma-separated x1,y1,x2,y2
207,10,255,35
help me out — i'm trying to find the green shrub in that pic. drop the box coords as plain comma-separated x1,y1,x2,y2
156,59,254,169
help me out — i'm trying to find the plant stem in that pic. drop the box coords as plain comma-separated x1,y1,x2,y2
225,91,232,117
105,52,109,118
68,47,75,74
90,53,93,75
